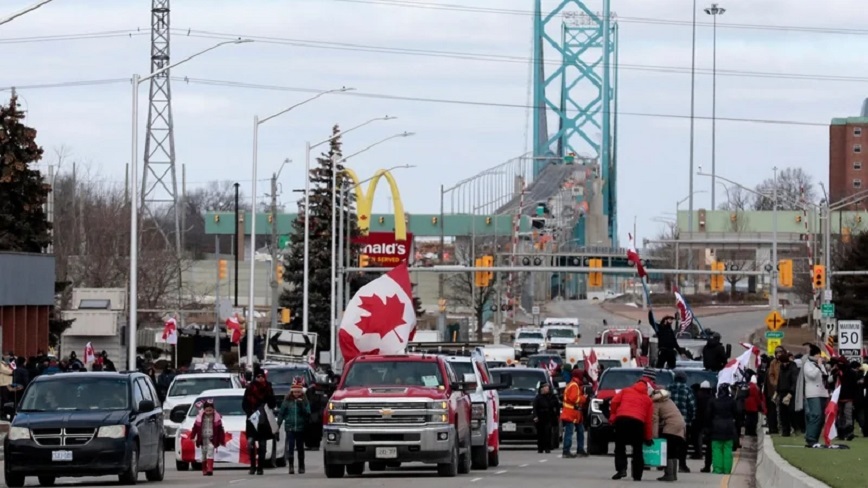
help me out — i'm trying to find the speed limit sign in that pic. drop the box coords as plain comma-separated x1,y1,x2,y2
837,320,863,362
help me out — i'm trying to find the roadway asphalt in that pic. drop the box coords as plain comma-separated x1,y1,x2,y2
0,444,748,488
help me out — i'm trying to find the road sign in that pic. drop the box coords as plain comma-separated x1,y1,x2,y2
765,311,784,331
821,303,835,318
532,306,540,315
265,328,317,361
824,289,833,302
767,338,782,355
837,320,863,361
765,331,784,339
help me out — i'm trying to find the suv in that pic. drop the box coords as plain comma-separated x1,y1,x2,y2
513,329,546,359
587,368,675,455
322,355,477,478
490,367,561,447
443,352,508,470
161,372,242,448
4,372,165,487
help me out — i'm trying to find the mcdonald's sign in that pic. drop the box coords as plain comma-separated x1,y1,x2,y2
343,168,408,241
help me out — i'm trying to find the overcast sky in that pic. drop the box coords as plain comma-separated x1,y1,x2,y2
3,0,867,245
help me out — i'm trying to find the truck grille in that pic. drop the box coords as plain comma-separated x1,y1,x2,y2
345,403,421,411
346,415,427,425
32,427,96,447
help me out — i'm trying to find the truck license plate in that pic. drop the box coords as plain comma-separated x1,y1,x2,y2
502,422,517,432
52,450,73,462
375,447,397,459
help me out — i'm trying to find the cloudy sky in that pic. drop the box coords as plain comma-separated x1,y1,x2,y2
2,0,867,245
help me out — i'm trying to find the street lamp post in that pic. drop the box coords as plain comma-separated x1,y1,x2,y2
302,115,395,334
705,3,725,210
128,38,251,372
330,133,415,360
246,86,351,371
687,0,698,274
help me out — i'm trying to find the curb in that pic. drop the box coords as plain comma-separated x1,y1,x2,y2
755,421,831,488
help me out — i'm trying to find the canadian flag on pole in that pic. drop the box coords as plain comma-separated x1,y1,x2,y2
226,315,243,344
584,349,600,387
162,317,178,345
626,233,647,279
339,262,417,364
84,342,96,364
822,381,842,446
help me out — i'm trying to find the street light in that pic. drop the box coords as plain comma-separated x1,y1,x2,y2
128,38,251,371
705,2,726,209
302,115,395,334
0,0,54,26
246,86,352,371
688,0,698,268
330,132,416,357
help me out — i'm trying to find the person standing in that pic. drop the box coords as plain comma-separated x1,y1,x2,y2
669,371,696,473
654,316,684,369
775,351,799,437
695,381,715,473
743,373,766,437
707,384,738,475
651,388,687,482
277,378,310,474
242,367,277,475
795,344,828,447
559,368,587,457
533,383,559,454
190,400,226,476
764,347,784,434
609,369,656,481
702,332,728,373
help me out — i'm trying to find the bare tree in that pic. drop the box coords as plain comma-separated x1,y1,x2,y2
753,167,817,210
446,239,497,338
717,185,752,211
718,211,752,296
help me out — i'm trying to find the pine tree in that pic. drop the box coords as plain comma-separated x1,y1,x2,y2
0,95,51,252
280,125,370,352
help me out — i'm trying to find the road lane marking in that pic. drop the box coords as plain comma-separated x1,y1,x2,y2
230,480,246,484
539,459,548,463
722,449,742,488
471,477,482,482
519,463,529,467
496,470,507,474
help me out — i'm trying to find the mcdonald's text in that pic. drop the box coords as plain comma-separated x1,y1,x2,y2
352,231,414,266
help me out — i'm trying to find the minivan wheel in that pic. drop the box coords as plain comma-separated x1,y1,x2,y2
37,476,55,487
4,473,24,488
146,445,165,481
119,447,139,485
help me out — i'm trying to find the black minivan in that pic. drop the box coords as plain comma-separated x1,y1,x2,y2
4,372,165,487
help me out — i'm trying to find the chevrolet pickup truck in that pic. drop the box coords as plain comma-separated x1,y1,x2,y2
322,354,479,478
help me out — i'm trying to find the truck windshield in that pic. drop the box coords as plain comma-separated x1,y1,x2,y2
168,377,233,397
547,329,575,338
599,370,674,390
518,332,543,340
188,395,246,417
20,377,129,411
493,370,546,392
343,361,445,388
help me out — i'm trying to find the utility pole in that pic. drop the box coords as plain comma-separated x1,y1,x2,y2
771,166,779,311
270,172,279,329
233,182,240,307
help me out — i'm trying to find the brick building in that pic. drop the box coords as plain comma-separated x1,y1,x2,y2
0,252,55,356
830,107,868,209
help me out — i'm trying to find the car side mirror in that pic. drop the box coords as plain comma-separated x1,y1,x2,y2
170,405,188,424
483,372,512,391
138,399,155,413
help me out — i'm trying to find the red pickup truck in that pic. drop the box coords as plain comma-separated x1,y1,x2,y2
322,354,475,478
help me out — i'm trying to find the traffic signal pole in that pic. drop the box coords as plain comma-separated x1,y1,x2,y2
771,167,779,311
270,172,280,329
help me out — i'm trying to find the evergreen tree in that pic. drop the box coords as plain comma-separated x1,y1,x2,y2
280,125,370,352
0,95,51,252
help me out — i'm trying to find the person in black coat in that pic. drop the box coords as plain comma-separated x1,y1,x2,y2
242,367,277,475
702,333,728,372
705,383,738,475
533,383,560,453
304,384,324,450
692,381,714,465
775,354,799,437
654,315,684,369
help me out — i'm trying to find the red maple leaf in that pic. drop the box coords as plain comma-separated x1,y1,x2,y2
355,294,407,340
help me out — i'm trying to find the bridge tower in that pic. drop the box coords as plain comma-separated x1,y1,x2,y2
532,0,619,246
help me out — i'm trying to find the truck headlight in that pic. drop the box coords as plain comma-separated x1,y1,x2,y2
590,399,602,414
8,427,30,441
429,414,449,423
427,401,447,410
328,402,345,411
97,425,126,439
471,403,485,420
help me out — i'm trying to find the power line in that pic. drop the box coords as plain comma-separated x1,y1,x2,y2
0,78,129,91
174,28,868,85
0,29,146,44
327,0,868,36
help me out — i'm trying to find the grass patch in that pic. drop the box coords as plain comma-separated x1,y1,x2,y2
772,434,868,488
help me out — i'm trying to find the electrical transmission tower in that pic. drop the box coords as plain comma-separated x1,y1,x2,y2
141,0,183,299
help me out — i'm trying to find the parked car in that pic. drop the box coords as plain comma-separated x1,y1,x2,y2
172,388,285,471
4,372,165,487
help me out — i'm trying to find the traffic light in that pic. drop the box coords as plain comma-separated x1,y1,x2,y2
218,259,227,280
275,265,284,283
432,217,438,225
378,216,385,224
795,215,802,223
589,258,603,288
214,214,220,223
474,257,492,287
280,308,290,324
359,254,370,268
438,298,446,312
778,259,793,288
812,265,826,289
268,213,274,223
485,217,492,225
710,261,725,292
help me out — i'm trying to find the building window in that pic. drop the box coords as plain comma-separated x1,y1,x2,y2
856,144,863,153
856,161,863,170
856,127,863,137
855,179,863,189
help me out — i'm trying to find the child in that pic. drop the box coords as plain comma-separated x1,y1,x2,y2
277,377,310,474
190,399,226,476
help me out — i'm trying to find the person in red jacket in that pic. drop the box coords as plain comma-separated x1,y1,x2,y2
609,368,656,481
744,373,766,436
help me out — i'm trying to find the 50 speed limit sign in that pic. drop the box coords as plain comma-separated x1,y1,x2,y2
837,320,863,361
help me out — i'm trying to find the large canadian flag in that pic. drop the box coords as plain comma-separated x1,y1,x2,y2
626,233,647,279
226,315,243,344
822,381,842,446
584,349,600,386
84,342,96,365
718,343,761,386
162,317,178,345
339,262,417,364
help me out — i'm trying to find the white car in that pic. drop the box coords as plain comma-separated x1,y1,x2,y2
173,388,286,470
444,352,502,469
513,329,546,358
162,372,243,446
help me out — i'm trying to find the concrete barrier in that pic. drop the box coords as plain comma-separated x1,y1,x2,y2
755,428,831,488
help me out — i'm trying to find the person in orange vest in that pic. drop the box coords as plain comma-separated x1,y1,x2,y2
560,368,588,458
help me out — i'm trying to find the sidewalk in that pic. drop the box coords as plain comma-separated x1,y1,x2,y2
727,437,758,488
